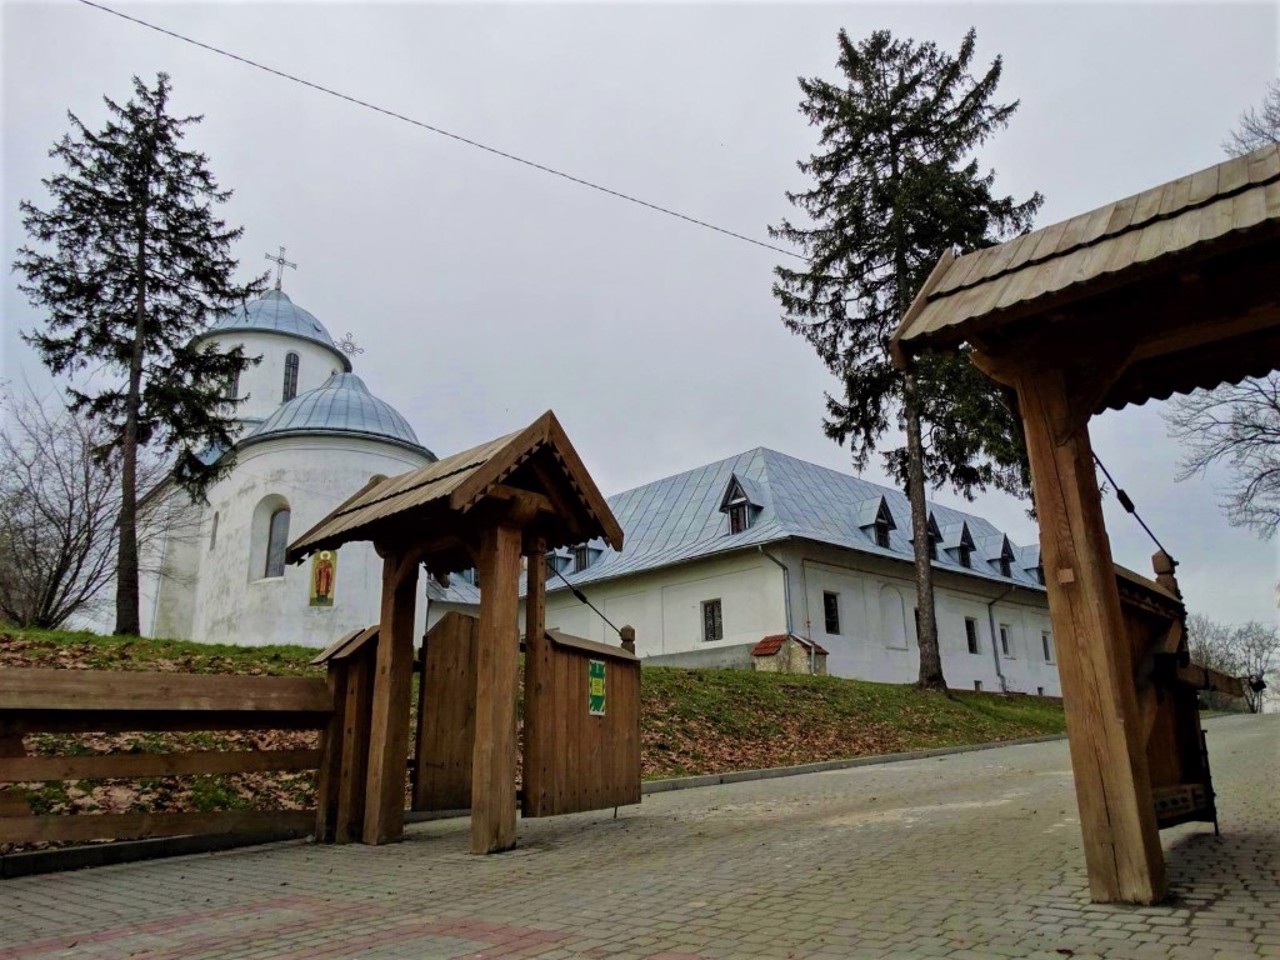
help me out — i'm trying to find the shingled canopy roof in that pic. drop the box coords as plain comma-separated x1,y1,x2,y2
287,410,623,572
892,143,1280,413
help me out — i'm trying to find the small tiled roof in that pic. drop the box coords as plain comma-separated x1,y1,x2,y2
751,634,829,657
893,144,1280,361
240,373,431,457
199,290,351,370
287,411,623,565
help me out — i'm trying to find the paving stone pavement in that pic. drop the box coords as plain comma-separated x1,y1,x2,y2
1,715,1275,960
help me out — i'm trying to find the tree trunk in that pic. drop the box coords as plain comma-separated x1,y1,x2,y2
904,368,946,690
114,211,147,636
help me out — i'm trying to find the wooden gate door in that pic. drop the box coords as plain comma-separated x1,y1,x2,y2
412,612,479,812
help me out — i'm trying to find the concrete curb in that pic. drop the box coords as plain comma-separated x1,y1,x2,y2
641,733,1069,794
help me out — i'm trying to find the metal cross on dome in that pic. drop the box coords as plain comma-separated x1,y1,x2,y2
265,246,297,290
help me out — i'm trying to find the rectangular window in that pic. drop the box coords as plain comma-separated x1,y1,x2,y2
702,599,723,643
728,503,749,534
823,591,840,635
999,624,1012,657
573,545,590,571
1042,631,1054,662
965,617,980,655
973,680,983,692
958,546,972,568
1037,687,1045,697
874,522,890,549
999,556,1012,578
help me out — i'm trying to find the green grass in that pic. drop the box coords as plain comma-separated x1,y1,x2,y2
2,627,1066,785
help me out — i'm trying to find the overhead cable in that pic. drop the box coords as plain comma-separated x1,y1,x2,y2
76,0,806,262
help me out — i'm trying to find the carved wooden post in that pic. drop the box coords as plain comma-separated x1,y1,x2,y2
1015,368,1166,904
522,537,549,818
471,523,522,853
620,625,636,654
362,549,419,844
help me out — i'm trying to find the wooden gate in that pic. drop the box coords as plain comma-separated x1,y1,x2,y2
408,612,641,819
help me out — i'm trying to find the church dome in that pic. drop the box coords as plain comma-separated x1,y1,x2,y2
239,373,434,458
201,289,351,371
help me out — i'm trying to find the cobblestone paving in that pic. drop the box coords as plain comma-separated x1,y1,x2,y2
1,715,1275,959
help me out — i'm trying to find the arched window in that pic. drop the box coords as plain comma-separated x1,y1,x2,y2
209,511,219,551
282,352,300,402
250,495,292,581
264,506,291,578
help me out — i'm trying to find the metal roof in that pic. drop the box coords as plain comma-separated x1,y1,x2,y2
239,372,433,457
431,446,1047,604
199,290,352,371
893,143,1280,362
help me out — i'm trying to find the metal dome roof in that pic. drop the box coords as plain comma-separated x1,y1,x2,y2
202,289,351,370
239,373,434,458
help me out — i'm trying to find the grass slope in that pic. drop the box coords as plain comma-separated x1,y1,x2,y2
1,628,1065,842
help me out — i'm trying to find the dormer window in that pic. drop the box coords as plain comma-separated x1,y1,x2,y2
941,521,975,569
911,513,943,562
1000,555,1012,578
573,545,591,571
856,496,896,550
1035,563,1045,585
719,475,759,536
958,544,972,568
874,520,891,549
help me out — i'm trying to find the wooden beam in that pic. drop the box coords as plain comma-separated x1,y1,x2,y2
470,523,522,854
361,548,419,844
0,669,331,714
522,537,548,819
0,809,315,845
1014,367,1166,904
0,748,322,783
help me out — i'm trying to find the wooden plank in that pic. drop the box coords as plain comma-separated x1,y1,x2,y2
470,523,522,854
413,612,478,811
335,650,374,843
1013,367,1166,904
314,665,346,842
0,748,322,783
0,809,315,845
1176,664,1245,698
522,538,549,818
2,710,331,736
546,630,640,663
0,669,332,715
361,550,419,844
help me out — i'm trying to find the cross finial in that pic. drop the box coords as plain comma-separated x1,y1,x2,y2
265,246,297,291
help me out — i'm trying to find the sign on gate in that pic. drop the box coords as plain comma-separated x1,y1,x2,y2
588,659,606,716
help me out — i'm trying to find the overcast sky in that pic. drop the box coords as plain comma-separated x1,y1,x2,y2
3,1,1277,626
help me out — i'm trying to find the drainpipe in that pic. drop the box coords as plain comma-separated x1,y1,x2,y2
986,585,1016,693
758,546,793,636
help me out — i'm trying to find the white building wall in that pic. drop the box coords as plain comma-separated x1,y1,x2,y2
152,434,430,647
203,331,347,424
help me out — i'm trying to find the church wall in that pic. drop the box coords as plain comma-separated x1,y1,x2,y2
177,434,431,648
204,331,346,424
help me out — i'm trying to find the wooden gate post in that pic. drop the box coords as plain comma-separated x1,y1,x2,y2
471,522,522,853
522,537,549,818
1016,369,1166,904
363,549,419,844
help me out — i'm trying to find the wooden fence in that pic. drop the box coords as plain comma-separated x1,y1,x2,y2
0,668,333,845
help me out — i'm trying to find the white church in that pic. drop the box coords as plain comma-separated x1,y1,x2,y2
142,285,1061,695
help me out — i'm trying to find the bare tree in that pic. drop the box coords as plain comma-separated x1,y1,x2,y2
1164,376,1280,539
1185,613,1277,714
0,389,184,630
1224,78,1280,156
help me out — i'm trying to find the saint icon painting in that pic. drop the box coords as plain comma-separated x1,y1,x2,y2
310,550,337,607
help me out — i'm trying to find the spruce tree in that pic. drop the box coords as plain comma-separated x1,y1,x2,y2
14,73,265,636
771,29,1041,690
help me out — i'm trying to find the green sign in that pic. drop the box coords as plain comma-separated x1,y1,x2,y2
588,659,606,716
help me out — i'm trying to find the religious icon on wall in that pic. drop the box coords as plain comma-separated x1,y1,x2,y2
310,550,337,607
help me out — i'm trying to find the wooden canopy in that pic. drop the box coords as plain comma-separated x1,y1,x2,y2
892,143,1280,414
889,144,1279,906
288,410,623,573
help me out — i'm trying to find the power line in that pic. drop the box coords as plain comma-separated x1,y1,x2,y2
76,0,806,262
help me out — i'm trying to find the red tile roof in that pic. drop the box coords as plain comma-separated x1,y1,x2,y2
750,633,829,657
